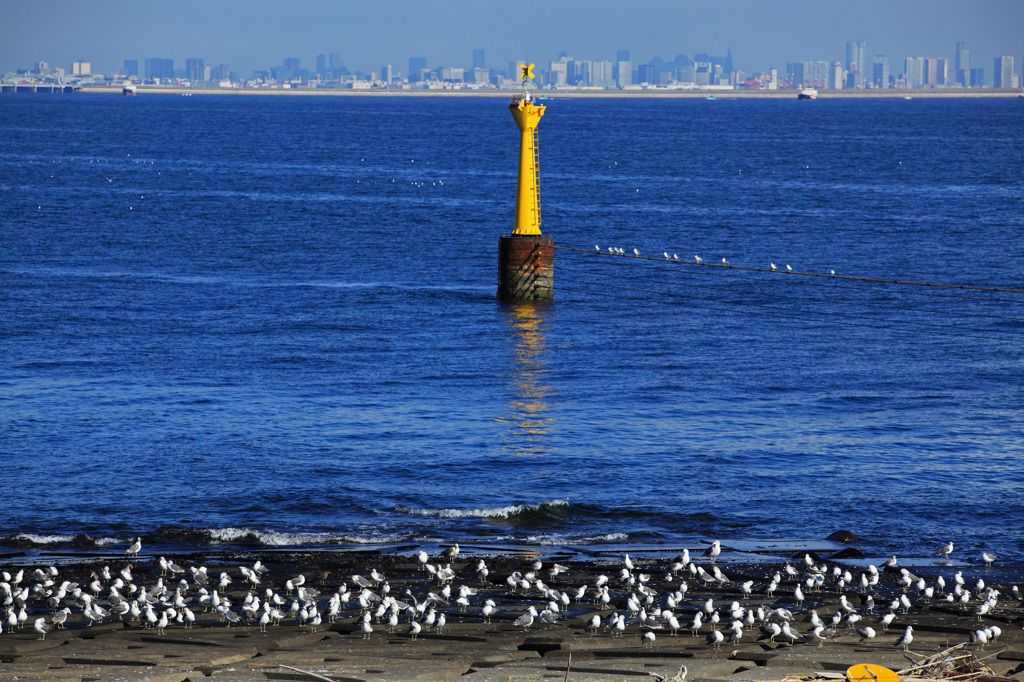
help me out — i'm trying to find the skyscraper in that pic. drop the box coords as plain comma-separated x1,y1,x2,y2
828,61,844,89
329,53,344,76
123,59,138,78
549,58,568,86
872,55,889,88
614,49,632,88
955,42,971,87
904,58,925,88
614,60,632,87
473,49,485,69
283,58,301,80
846,40,866,88
923,58,947,87
409,57,426,82
186,58,205,82
145,58,174,81
994,56,1014,88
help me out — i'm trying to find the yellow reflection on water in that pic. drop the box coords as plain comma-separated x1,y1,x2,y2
497,301,555,457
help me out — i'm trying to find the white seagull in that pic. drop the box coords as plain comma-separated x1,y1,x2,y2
514,606,537,631
937,541,954,564
125,537,142,557
704,540,722,564
34,617,53,640
894,625,914,650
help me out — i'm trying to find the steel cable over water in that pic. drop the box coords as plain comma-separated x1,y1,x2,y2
552,246,1024,344
554,246,1024,294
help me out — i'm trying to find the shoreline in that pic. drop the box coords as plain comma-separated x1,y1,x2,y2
28,85,1024,99
1,549,1021,681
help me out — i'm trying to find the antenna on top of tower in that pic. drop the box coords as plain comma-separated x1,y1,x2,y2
520,61,535,100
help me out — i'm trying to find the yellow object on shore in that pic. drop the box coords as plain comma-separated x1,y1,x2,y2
847,663,900,682
509,64,545,236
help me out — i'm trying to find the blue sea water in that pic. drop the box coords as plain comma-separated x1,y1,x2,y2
1,93,1022,562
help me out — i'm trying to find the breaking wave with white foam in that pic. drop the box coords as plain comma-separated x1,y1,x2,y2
201,527,413,546
394,499,571,520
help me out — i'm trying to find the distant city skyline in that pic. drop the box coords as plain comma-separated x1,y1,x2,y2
2,0,1021,81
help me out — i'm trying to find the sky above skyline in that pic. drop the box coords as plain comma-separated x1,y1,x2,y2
3,0,1022,77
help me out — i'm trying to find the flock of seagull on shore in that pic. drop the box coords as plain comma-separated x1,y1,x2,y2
0,537,1016,654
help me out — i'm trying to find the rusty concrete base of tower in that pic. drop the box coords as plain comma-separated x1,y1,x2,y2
497,234,554,301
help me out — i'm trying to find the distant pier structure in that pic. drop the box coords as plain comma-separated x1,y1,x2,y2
0,83,79,93
498,63,553,302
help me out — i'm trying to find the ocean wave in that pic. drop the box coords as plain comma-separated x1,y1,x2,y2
9,533,77,544
200,527,411,547
1,533,119,549
394,499,571,522
525,532,629,545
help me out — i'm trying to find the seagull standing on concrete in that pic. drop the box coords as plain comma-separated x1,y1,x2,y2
33,617,52,640
125,537,142,557
514,606,537,631
704,540,722,564
937,541,954,564
894,625,914,650
857,626,876,642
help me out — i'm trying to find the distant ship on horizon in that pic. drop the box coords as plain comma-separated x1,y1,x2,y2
123,83,136,96
798,87,817,100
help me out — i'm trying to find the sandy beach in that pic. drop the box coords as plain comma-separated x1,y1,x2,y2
1,549,1022,682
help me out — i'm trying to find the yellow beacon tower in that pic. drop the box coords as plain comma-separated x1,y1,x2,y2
498,64,554,301
509,63,545,235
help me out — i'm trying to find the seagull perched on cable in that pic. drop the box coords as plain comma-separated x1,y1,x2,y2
721,257,728,265
786,264,793,272
694,255,703,263
633,248,641,256
770,263,777,270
